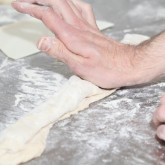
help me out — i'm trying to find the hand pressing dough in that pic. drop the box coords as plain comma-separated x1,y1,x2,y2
0,33,150,165
0,19,114,59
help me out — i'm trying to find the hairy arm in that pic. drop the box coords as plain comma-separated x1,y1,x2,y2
135,32,165,83
12,0,165,89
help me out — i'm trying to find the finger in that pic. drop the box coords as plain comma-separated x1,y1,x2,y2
153,95,165,126
72,0,98,29
153,105,165,126
16,0,80,25
68,0,98,31
66,0,82,19
12,2,69,38
12,1,64,19
12,2,52,18
53,0,78,25
37,36,85,69
14,0,51,6
12,2,85,55
16,0,97,30
12,1,102,57
157,125,165,141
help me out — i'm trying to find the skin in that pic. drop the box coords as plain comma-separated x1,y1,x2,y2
12,0,165,141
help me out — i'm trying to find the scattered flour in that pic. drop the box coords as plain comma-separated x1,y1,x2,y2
128,1,165,20
14,66,66,110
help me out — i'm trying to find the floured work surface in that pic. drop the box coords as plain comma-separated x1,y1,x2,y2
0,46,165,165
0,74,116,165
1,3,165,165
0,33,165,165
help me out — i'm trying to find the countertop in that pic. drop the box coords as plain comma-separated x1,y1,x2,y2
0,0,165,164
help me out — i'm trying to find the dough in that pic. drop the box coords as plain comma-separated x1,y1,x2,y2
121,34,150,45
0,34,150,165
0,19,52,59
0,19,113,59
0,76,115,165
96,21,114,31
0,0,12,4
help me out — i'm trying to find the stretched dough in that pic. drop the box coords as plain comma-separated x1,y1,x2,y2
0,19,113,59
0,33,150,165
0,76,115,165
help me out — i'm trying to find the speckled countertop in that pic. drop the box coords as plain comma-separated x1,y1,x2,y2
0,0,165,165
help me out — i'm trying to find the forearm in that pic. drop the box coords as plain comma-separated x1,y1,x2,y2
132,32,165,84
12,0,165,89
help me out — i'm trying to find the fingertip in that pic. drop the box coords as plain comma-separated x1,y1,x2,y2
11,1,31,11
37,37,52,52
157,125,165,141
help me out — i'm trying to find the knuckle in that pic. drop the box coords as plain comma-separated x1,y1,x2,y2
84,3,92,11
43,6,52,13
71,17,80,25
81,58,93,67
156,107,165,122
54,42,65,55
88,32,98,42
70,33,84,44
71,18,87,30
41,7,52,20
61,30,74,43
61,28,85,44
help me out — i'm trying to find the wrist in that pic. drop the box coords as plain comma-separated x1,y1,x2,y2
133,42,165,84
105,42,142,87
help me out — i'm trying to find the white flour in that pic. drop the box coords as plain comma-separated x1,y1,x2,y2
128,1,165,20
14,65,66,110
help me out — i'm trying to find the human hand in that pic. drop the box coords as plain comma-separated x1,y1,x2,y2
153,95,165,141
12,0,156,89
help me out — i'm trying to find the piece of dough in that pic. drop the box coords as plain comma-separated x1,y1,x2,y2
0,19,52,59
0,19,113,59
0,76,115,165
121,34,150,45
0,0,12,4
96,20,114,31
0,33,150,165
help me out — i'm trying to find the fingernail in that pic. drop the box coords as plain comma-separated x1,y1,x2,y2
38,37,52,52
157,126,165,140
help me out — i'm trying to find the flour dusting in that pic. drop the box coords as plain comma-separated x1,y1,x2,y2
127,2,165,20
0,3,165,164
14,66,66,111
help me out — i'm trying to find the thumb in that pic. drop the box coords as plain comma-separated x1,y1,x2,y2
37,36,85,70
